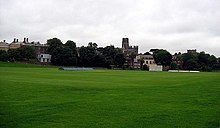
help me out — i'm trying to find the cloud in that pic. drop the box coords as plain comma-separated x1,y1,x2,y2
0,0,220,56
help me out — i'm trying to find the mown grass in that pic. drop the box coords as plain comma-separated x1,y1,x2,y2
0,62,219,128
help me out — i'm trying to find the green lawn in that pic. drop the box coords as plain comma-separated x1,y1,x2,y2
0,62,220,128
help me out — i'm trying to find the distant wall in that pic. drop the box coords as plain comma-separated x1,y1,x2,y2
149,65,163,71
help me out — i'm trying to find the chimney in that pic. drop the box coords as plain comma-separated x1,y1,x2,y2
3,40,5,43
14,38,16,42
16,39,19,42
23,38,26,43
26,38,29,42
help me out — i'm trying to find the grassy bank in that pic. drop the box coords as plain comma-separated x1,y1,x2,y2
0,62,219,128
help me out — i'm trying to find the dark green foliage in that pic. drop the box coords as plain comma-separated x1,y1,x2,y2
7,46,35,61
102,45,116,66
8,49,22,61
19,45,36,60
170,61,178,70
47,38,78,66
144,52,151,55
153,49,172,66
180,52,219,71
93,54,106,67
0,50,8,61
142,64,149,70
78,45,96,67
78,44,125,68
47,38,63,55
114,53,125,68
64,40,78,65
182,53,198,70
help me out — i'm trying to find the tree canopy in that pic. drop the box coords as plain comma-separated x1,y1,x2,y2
47,38,78,66
153,49,172,66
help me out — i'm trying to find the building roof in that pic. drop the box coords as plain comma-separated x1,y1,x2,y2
0,41,9,48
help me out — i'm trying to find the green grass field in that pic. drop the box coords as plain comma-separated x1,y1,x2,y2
0,62,220,128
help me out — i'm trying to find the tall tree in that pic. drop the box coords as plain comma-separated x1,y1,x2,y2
153,49,172,66
0,50,8,61
182,53,198,70
47,38,78,66
19,45,36,60
114,52,125,68
7,49,21,61
78,43,97,67
65,40,78,65
47,38,63,55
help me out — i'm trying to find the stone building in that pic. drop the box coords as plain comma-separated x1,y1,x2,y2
0,40,9,51
9,38,23,49
37,53,51,63
2,37,51,63
187,49,197,54
134,54,157,69
121,38,138,67
122,38,138,56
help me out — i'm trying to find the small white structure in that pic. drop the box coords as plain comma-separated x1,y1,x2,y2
37,54,51,63
168,70,200,73
149,65,163,71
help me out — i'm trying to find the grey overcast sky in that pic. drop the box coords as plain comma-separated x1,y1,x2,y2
0,0,220,56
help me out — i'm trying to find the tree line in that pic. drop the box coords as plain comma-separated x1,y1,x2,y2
0,46,36,62
47,38,125,68
152,49,220,71
0,37,220,71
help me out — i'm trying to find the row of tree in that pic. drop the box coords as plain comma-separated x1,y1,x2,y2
0,46,36,62
172,51,220,71
47,38,125,68
150,49,220,71
0,37,220,71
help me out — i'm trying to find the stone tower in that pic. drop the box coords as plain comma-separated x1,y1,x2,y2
122,38,129,49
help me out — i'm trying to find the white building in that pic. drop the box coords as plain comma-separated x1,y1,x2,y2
134,54,157,67
37,54,51,63
149,65,163,71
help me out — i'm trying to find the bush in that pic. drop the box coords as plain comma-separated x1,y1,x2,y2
0,50,8,61
142,65,149,71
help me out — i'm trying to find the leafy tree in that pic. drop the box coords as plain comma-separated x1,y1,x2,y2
19,45,36,60
48,38,78,66
47,38,63,55
65,40,78,65
50,45,63,65
142,64,149,70
0,50,8,61
209,55,218,69
102,46,117,67
93,54,106,67
78,44,96,67
144,52,151,55
197,52,218,71
153,49,172,66
182,53,198,70
186,59,198,70
8,49,22,61
170,61,178,70
114,52,125,68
